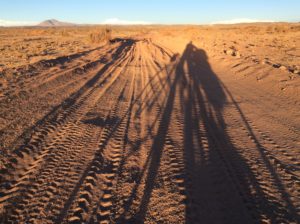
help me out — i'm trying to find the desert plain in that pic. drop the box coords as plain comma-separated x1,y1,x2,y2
0,23,299,223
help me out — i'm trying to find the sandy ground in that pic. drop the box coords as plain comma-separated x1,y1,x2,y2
0,24,299,223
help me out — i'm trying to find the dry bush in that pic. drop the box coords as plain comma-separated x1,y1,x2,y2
60,29,70,37
88,28,112,44
244,26,261,33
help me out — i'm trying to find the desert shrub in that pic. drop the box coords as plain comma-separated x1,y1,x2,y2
244,26,261,34
290,25,300,32
88,28,112,44
264,24,300,34
61,29,70,37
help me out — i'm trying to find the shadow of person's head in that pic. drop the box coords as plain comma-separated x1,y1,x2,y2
178,42,226,110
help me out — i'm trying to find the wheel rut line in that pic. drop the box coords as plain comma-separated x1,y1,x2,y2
51,44,137,224
0,43,120,141
2,122,93,222
222,105,300,221
24,44,118,92
0,41,136,221
203,80,300,222
225,109,299,177
58,82,128,223
1,40,134,178
108,47,161,222
15,124,95,222
1,40,133,154
88,50,137,224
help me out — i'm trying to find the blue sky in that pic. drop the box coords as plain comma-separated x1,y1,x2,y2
0,0,299,25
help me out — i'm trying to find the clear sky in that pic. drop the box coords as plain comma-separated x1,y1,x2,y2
0,0,299,25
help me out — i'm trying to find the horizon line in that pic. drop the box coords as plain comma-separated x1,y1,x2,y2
0,18,299,27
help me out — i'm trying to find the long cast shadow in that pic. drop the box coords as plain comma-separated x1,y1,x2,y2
178,42,299,223
125,42,298,223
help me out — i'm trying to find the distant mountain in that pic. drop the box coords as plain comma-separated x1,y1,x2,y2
37,19,76,27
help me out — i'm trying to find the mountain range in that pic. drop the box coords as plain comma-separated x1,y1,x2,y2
37,19,76,27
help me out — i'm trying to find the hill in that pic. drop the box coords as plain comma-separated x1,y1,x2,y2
37,19,76,27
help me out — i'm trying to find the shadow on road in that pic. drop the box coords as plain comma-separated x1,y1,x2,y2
125,42,298,223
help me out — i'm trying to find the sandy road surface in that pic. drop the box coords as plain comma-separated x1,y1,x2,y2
0,38,299,223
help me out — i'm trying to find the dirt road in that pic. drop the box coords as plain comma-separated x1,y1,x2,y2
0,38,299,223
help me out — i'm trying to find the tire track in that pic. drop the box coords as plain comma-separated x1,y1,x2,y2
57,43,137,224
0,42,122,152
0,39,136,222
64,80,133,223
90,51,136,224
1,44,111,96
1,39,133,177
221,103,300,222
117,43,179,223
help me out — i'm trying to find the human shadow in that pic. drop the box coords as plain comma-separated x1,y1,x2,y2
180,42,299,223
177,42,299,223
177,42,253,223
125,42,298,223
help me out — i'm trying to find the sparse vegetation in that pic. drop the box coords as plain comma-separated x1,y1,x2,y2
88,28,112,44
0,23,299,70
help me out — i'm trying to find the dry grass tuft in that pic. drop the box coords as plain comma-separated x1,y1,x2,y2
88,28,112,44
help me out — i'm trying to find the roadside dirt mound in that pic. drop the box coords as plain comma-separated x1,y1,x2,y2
0,36,299,223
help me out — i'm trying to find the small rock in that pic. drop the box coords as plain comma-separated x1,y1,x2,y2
293,70,300,75
279,65,287,70
272,63,281,68
235,51,241,58
224,49,234,56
